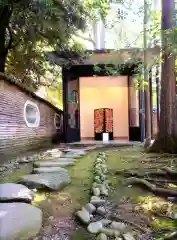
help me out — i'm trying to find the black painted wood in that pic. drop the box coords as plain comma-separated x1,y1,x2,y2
63,63,141,143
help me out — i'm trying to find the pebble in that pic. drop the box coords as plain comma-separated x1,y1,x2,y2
93,187,101,196
110,221,126,232
94,175,102,183
84,203,96,214
123,232,136,240
100,185,108,196
97,206,106,216
100,228,120,237
76,209,90,224
90,198,106,207
100,219,112,226
87,221,103,234
96,233,108,240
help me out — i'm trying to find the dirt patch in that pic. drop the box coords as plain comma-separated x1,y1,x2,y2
34,217,76,240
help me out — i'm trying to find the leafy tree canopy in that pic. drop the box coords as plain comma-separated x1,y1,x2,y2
0,0,109,91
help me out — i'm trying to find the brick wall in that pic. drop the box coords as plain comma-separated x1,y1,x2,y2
0,79,63,162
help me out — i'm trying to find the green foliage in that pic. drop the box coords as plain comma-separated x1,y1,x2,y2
0,0,109,90
45,82,63,109
83,0,110,20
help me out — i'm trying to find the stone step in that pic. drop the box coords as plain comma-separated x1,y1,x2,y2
19,172,71,190
33,167,67,174
62,153,84,159
0,203,42,240
0,183,35,203
33,161,73,168
40,157,73,162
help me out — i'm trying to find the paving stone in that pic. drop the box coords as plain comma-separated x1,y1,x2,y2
19,172,71,190
33,167,67,173
0,183,35,203
33,160,73,168
0,202,42,240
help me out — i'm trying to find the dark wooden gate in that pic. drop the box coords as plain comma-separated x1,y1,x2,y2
63,69,80,143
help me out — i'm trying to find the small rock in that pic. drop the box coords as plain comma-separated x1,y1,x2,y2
97,206,106,216
94,175,101,183
96,233,107,240
100,185,108,196
168,197,176,202
84,203,96,214
92,182,102,188
18,157,30,163
93,187,101,196
87,221,103,234
110,221,126,232
123,232,135,240
91,196,100,201
48,216,54,221
76,209,90,224
100,228,120,237
100,219,112,226
90,198,106,207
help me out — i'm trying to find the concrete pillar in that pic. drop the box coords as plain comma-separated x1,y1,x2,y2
129,76,139,127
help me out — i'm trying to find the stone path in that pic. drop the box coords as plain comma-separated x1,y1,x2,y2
0,147,88,240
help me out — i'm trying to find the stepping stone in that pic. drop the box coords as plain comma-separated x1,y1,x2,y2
69,149,86,154
0,202,42,240
63,154,83,159
33,161,73,168
0,183,35,203
42,155,73,161
19,172,71,190
33,167,68,173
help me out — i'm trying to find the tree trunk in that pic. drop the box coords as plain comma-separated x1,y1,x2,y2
144,0,152,148
151,0,177,153
0,6,12,72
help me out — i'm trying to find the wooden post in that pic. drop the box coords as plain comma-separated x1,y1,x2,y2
149,69,153,139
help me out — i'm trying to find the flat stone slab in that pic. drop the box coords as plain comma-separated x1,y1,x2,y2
63,153,84,159
0,183,35,203
42,156,73,162
0,202,42,240
33,160,73,168
33,166,68,173
69,149,86,153
19,172,71,190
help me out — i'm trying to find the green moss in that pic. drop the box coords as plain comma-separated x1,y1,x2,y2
0,163,33,184
150,218,177,230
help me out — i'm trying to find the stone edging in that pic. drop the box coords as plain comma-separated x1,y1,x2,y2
75,152,135,240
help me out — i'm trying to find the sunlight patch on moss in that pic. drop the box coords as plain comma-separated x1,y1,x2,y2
150,218,177,230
